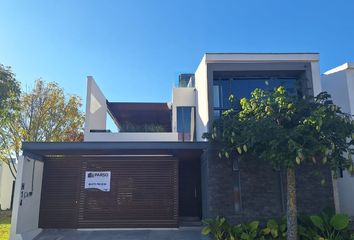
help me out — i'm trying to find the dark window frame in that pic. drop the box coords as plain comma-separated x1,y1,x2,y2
213,77,300,118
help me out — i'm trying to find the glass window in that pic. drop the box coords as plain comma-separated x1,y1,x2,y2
213,77,298,118
220,80,230,109
230,78,297,100
177,107,192,133
177,107,195,141
213,110,221,120
213,85,220,108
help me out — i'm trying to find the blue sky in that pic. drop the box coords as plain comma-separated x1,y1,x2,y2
1,0,354,107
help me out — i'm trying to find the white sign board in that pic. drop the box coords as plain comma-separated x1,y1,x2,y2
84,171,111,192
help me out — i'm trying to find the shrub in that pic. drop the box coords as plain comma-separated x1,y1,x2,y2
202,216,229,240
229,220,261,240
201,212,354,240
261,218,287,240
298,209,354,240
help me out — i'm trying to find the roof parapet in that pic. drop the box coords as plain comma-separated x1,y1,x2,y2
323,62,354,75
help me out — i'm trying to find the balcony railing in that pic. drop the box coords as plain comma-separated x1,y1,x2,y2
84,132,180,142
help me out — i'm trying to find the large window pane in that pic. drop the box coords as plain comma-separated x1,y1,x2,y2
213,85,220,108
177,107,195,141
230,78,297,100
213,78,298,112
220,80,230,108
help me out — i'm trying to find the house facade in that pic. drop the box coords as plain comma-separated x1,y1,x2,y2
10,53,337,240
322,63,354,218
0,162,15,210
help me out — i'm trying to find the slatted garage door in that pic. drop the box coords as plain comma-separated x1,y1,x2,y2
39,158,81,228
78,157,178,228
39,156,178,228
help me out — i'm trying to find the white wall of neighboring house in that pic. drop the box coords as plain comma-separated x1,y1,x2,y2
10,156,44,240
0,162,15,210
322,63,354,217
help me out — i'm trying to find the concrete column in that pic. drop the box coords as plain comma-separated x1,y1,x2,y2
10,155,44,240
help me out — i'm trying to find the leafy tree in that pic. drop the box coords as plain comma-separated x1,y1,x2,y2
205,87,354,240
0,79,84,178
0,64,21,178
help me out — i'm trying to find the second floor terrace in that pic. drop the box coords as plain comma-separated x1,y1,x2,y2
84,76,196,142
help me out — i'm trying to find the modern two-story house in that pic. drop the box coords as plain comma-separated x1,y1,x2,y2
10,53,336,240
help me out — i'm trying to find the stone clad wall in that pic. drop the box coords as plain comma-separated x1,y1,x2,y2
205,149,335,224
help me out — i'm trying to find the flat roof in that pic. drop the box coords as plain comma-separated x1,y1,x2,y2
22,141,208,160
205,52,319,54
202,53,319,63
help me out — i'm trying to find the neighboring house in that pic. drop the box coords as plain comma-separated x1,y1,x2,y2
322,62,354,218
10,53,336,240
0,162,15,210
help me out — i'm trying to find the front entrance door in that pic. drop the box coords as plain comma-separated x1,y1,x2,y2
179,160,201,218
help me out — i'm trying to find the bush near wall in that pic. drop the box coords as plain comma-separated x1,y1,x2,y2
202,210,354,240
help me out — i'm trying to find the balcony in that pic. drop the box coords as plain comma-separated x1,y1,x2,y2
84,131,179,142
84,77,197,142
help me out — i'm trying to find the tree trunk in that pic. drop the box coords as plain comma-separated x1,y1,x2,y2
6,161,16,180
287,167,298,240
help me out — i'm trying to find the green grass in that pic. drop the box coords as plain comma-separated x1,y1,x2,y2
0,211,11,240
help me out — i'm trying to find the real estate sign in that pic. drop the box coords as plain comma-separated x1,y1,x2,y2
84,171,111,192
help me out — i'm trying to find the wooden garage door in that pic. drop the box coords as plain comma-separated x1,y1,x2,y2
39,158,81,228
39,156,178,228
78,157,178,228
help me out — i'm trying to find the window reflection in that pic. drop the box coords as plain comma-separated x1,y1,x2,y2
213,78,298,118
177,107,195,141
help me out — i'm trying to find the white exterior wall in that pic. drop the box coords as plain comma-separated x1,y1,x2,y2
322,70,350,113
322,63,354,217
84,76,107,139
311,61,322,95
10,156,44,240
194,55,209,141
347,67,354,114
171,87,196,132
0,163,15,210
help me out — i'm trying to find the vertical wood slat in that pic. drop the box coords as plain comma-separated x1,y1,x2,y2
39,158,81,228
78,156,178,228
39,156,178,229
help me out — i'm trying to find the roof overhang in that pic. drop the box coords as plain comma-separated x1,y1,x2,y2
202,53,319,64
22,141,208,161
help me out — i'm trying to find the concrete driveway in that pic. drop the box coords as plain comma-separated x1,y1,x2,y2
34,227,205,240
